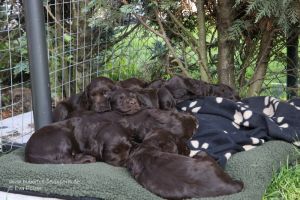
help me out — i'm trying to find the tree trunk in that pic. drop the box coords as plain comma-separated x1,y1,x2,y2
195,0,209,82
286,28,299,99
216,0,235,87
248,20,274,96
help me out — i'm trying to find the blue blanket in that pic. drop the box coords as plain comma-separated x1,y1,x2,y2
177,96,300,167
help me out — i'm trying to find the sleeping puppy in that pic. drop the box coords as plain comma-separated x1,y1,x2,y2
157,86,175,110
147,79,177,110
116,77,147,91
109,87,172,114
109,88,143,115
165,75,240,102
121,109,198,155
94,122,132,167
127,129,244,199
147,79,166,89
25,118,98,164
135,88,160,109
52,76,115,122
25,114,132,167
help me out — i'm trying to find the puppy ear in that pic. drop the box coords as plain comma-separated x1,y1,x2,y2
79,87,90,109
158,87,176,110
136,93,149,108
52,101,72,122
137,89,159,109
183,78,198,95
97,142,104,161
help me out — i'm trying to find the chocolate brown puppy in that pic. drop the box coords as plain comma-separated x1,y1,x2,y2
146,79,165,89
109,88,143,115
25,114,132,166
25,118,98,164
94,122,132,167
117,77,146,90
53,76,115,122
135,88,160,109
121,109,197,155
157,86,176,110
127,129,243,199
165,75,240,102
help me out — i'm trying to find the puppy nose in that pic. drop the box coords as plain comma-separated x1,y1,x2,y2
128,99,137,105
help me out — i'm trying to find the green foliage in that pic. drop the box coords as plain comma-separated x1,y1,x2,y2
228,19,252,40
263,156,300,200
13,61,29,76
235,0,300,34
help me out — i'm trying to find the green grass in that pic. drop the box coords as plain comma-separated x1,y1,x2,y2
263,157,300,200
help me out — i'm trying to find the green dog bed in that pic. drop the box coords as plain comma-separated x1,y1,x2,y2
0,140,298,200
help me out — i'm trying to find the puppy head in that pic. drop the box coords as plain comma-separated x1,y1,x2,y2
83,77,115,112
157,87,175,110
165,75,195,102
176,112,198,139
147,79,165,89
117,78,146,91
109,88,142,115
142,129,178,153
213,84,240,101
98,124,132,167
136,88,160,109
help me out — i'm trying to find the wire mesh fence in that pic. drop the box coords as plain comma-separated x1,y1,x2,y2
0,0,298,152
0,0,32,151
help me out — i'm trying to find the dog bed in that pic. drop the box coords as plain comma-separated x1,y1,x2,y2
0,140,298,200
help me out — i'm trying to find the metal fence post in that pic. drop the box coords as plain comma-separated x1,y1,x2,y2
24,0,53,130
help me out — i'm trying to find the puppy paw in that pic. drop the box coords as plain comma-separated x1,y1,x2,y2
74,154,96,164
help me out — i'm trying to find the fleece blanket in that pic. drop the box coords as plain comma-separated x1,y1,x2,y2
0,141,299,200
177,96,300,167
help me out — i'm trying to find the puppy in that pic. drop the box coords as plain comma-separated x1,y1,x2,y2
146,79,165,89
116,77,146,90
147,79,179,110
127,129,243,199
109,88,143,115
165,75,240,102
52,77,115,122
121,109,198,155
25,118,97,164
94,122,132,167
25,114,132,167
135,88,160,109
157,86,175,110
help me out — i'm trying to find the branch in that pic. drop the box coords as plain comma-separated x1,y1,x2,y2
44,4,64,30
153,8,190,77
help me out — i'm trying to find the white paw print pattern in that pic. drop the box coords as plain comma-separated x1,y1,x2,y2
189,150,201,157
189,141,210,157
272,116,289,129
232,107,253,129
224,152,232,160
187,100,202,113
216,97,223,104
289,102,300,110
263,96,280,117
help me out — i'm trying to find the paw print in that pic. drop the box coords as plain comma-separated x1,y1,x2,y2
231,106,253,129
289,102,300,110
181,100,202,113
271,116,289,129
262,96,280,117
189,140,210,157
